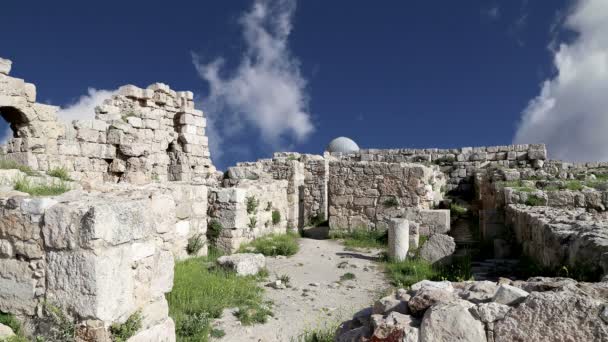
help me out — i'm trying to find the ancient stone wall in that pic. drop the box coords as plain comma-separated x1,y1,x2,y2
332,144,547,194
327,161,446,231
0,181,208,340
0,58,216,185
208,179,290,253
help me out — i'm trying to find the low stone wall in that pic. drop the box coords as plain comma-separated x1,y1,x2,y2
208,179,290,253
327,161,445,230
505,205,608,278
0,58,216,185
0,181,208,340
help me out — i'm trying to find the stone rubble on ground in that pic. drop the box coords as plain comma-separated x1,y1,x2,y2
216,253,266,276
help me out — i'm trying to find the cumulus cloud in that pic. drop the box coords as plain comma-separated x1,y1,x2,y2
58,88,115,122
514,0,608,162
193,0,314,160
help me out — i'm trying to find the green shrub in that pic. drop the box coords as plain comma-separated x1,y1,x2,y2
47,167,72,181
187,234,205,255
330,228,387,249
210,328,226,338
339,272,356,281
564,180,584,191
246,196,259,214
167,255,270,341
234,303,273,325
207,220,223,244
14,178,70,196
272,210,281,225
110,312,142,342
383,197,399,208
43,302,74,341
0,312,21,336
279,274,291,285
239,233,299,256
525,194,545,207
291,325,337,342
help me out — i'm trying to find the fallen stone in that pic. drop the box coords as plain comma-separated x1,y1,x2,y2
373,312,420,342
420,300,486,342
0,323,15,339
408,287,456,316
492,284,529,306
0,58,11,75
410,280,454,293
470,302,511,323
373,295,408,315
419,234,455,264
216,253,265,276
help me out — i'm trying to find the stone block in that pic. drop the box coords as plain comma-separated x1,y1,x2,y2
0,58,12,75
0,259,37,315
419,209,450,234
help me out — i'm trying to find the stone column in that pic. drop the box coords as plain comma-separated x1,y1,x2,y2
388,218,409,261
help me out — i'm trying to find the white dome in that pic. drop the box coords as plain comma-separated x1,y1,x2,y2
326,136,360,153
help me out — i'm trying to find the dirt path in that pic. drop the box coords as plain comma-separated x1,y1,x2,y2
213,238,390,341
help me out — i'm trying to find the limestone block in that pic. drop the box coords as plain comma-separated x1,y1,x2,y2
420,300,486,342
127,116,143,128
46,247,135,322
0,323,15,339
119,85,144,98
492,284,529,305
127,318,175,342
419,209,450,235
419,234,455,264
0,58,12,75
120,143,148,157
150,193,176,234
388,218,409,261
0,259,37,315
57,141,81,156
217,253,266,276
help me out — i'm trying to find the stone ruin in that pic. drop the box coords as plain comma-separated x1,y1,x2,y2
1,57,608,341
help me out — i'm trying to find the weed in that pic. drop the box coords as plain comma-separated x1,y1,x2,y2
110,311,142,342
14,178,70,196
187,234,205,255
383,197,399,208
43,302,74,342
339,272,356,281
272,210,281,225
238,233,299,256
384,258,438,288
0,312,21,336
278,274,291,286
235,302,273,325
209,328,226,338
207,220,223,244
246,196,259,214
248,216,258,229
564,180,584,191
47,167,72,181
287,155,298,161
450,203,468,217
307,214,327,227
291,325,337,342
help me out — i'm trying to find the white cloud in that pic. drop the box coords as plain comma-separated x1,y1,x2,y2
482,5,501,20
193,0,314,160
514,0,608,162
58,88,115,122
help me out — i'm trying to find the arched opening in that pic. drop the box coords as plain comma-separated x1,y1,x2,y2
0,106,29,141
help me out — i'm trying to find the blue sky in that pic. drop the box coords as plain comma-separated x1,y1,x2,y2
3,0,607,169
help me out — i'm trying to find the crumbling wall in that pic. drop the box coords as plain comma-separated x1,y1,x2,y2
0,58,216,185
327,161,445,230
208,179,289,253
0,181,208,340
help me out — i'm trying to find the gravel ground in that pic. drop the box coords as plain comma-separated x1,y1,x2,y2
213,238,390,341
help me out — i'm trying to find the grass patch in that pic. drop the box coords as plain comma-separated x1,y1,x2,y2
46,167,72,181
330,228,387,249
238,232,299,257
14,178,70,196
0,312,21,336
525,194,545,206
167,250,271,342
0,158,37,176
246,196,259,214
450,203,468,218
186,234,205,255
110,311,142,342
291,325,336,342
207,220,223,245
383,253,473,288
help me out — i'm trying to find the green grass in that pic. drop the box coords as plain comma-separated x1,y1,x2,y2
0,158,37,176
450,203,468,217
246,196,259,214
383,253,473,288
167,249,271,342
525,194,545,206
564,180,584,191
329,228,387,249
238,233,299,256
110,312,142,342
291,324,337,342
14,178,70,196
207,220,223,245
272,210,281,225
0,312,21,336
186,234,205,255
46,167,72,181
